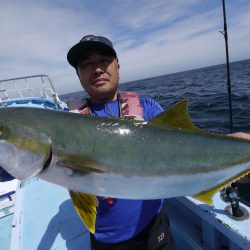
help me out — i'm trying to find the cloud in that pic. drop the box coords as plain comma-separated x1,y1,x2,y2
0,0,249,94
117,1,250,83
114,0,200,30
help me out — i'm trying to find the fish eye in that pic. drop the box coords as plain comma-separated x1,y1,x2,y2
0,125,3,136
0,124,9,139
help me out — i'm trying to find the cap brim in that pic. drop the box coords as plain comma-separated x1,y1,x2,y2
67,41,116,68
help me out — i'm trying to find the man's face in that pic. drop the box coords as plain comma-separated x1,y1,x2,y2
77,49,120,103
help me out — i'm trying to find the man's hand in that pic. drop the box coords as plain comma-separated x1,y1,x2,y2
228,132,250,183
228,132,250,140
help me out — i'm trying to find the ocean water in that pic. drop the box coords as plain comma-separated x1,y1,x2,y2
61,58,250,133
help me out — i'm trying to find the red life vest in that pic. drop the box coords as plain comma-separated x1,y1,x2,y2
67,91,144,120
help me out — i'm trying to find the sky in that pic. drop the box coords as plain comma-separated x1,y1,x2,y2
0,0,250,95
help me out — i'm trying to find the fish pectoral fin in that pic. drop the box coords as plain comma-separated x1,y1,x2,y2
148,99,202,132
69,191,96,233
194,168,250,205
57,158,105,174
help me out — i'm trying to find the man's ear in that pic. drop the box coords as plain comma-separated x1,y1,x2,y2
76,68,80,77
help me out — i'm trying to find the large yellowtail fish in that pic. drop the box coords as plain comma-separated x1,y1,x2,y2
0,100,250,205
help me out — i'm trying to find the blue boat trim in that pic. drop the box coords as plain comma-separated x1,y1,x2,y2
0,191,15,200
165,194,250,250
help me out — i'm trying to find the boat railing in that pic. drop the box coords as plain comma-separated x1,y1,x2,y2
0,75,64,109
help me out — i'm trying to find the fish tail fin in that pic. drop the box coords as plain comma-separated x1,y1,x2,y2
194,168,250,205
193,187,222,205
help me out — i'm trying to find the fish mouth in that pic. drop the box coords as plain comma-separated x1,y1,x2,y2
0,123,53,180
42,148,53,171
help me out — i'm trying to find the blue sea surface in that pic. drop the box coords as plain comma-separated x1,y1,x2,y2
61,59,250,133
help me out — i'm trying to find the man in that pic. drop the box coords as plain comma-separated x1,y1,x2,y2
67,35,176,250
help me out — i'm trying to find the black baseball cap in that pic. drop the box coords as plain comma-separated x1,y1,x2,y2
67,35,117,68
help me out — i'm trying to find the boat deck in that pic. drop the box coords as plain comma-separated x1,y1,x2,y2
11,179,90,250
8,178,250,250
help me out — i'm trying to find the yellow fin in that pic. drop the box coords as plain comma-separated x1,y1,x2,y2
148,99,249,142
194,184,225,205
69,191,97,233
148,99,201,132
194,168,250,205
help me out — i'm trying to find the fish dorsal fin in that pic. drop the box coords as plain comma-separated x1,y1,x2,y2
148,99,201,132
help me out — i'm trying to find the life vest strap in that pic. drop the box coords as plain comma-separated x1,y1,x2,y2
67,91,143,119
